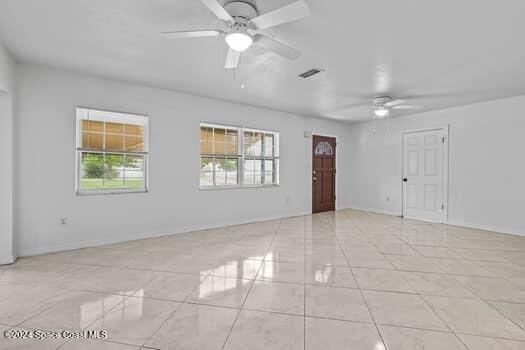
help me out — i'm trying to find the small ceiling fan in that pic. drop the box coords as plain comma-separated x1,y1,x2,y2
162,0,310,69
369,96,420,118
330,96,421,131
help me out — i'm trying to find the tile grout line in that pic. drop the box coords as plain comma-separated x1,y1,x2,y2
138,269,213,349
304,215,307,350
59,293,136,350
351,213,419,349
450,275,525,333
335,219,388,349
55,273,168,349
17,287,145,350
360,212,525,344
6,210,525,349
417,291,472,349
356,210,525,342
219,219,283,350
353,216,473,350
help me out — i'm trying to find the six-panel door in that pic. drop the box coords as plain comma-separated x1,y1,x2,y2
402,129,446,223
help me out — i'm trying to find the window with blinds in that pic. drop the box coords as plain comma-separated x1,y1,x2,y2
76,108,148,194
200,123,279,188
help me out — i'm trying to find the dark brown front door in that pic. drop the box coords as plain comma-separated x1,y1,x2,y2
312,135,336,213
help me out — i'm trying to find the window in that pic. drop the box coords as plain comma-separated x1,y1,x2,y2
76,108,148,194
315,141,333,155
200,123,279,188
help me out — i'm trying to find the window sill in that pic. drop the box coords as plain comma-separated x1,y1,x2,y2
76,189,149,196
199,184,280,191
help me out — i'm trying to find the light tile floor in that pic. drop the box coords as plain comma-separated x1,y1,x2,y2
1,209,525,349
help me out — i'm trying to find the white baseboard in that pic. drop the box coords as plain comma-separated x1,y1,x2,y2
0,255,16,265
346,205,524,237
446,220,524,237
19,206,522,258
18,210,311,258
345,205,402,218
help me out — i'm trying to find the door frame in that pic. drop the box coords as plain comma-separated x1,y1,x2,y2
401,125,449,223
311,133,338,213
0,91,15,265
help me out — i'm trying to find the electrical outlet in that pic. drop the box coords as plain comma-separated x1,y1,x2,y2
60,218,67,225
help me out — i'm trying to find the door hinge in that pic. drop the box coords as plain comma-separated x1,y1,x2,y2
442,136,445,144
441,204,445,210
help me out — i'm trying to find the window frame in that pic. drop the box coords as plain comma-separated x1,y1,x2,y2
199,122,279,190
75,107,149,195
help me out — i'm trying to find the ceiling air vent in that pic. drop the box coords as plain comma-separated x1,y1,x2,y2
299,68,323,79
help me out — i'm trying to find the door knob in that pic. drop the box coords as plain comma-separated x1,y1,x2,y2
403,178,408,182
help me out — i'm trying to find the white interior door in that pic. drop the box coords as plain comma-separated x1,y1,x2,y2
402,129,447,223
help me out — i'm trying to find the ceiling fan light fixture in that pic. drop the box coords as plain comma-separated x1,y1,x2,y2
374,107,389,118
225,31,253,52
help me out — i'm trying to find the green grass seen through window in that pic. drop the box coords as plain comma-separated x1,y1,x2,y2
80,178,145,190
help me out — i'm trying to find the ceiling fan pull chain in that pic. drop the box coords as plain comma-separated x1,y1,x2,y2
237,53,241,78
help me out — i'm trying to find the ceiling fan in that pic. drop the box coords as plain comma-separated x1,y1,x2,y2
370,96,419,117
162,0,310,69
344,96,417,117
330,96,421,131
332,96,420,118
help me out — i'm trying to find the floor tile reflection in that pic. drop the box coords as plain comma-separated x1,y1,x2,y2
224,310,303,350
2,209,525,348
146,303,238,350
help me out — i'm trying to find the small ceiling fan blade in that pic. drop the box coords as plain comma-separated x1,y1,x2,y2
224,48,241,69
200,0,234,23
384,99,405,107
330,101,371,113
254,34,301,60
162,30,223,39
400,93,453,99
392,105,420,110
327,105,373,119
250,0,310,30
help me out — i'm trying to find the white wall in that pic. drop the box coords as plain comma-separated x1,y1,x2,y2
14,63,525,257
0,44,16,264
14,64,352,256
346,95,525,235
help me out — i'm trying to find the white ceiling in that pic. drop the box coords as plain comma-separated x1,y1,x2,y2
1,0,525,122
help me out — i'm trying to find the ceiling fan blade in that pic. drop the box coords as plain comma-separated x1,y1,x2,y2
161,30,223,39
254,34,301,60
384,99,405,107
224,48,241,69
250,0,310,30
392,105,420,110
200,0,234,23
331,101,371,112
327,105,373,119
399,93,453,99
